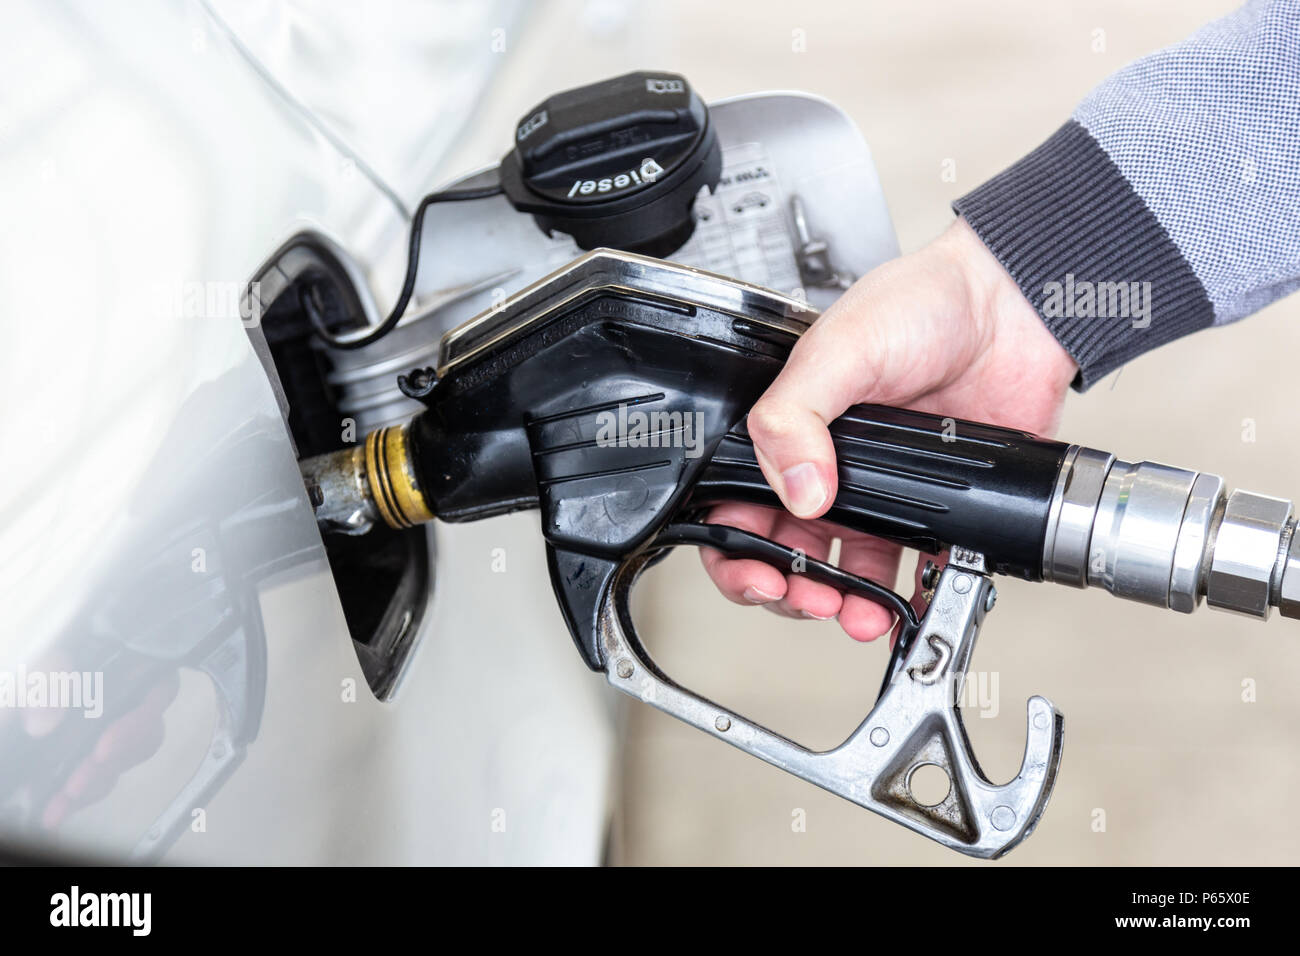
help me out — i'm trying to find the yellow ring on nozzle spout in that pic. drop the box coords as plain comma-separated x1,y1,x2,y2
365,426,434,529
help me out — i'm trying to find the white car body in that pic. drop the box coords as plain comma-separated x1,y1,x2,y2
0,0,897,864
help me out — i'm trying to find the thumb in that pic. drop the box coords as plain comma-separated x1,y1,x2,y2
745,310,883,519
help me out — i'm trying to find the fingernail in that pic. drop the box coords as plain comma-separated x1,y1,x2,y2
743,586,779,604
780,462,828,518
801,610,836,621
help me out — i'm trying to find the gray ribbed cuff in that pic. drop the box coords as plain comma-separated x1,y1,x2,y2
953,121,1214,390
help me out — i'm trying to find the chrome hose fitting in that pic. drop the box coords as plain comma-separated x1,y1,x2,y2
1043,445,1298,619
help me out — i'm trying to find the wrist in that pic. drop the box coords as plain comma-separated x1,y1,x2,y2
940,217,1079,395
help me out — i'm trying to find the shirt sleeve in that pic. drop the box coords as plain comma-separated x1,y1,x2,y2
953,0,1300,389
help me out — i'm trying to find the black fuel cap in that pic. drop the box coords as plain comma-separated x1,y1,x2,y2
498,71,722,257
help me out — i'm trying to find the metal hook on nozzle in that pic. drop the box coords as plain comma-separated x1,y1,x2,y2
599,544,1063,859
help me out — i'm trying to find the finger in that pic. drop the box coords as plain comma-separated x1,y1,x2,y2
43,674,179,829
40,792,74,829
762,601,805,620
21,702,66,738
21,651,75,738
91,672,178,767
745,292,893,519
699,503,787,605
45,745,125,827
837,535,905,642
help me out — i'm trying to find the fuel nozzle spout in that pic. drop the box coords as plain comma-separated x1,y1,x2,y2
300,425,433,536
1042,447,1300,619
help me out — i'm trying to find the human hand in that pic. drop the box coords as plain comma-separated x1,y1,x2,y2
702,217,1078,640
5,652,181,830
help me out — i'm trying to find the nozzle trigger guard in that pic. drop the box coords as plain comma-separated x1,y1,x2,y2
597,539,1064,858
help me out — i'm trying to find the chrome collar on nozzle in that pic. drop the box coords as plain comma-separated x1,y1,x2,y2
1042,446,1300,619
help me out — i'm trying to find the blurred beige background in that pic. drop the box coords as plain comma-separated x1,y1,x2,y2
441,0,1300,864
